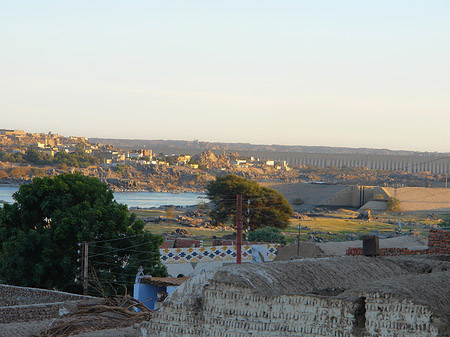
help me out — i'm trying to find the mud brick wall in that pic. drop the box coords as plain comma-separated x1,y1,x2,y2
142,285,443,337
0,302,71,324
144,282,360,337
364,292,440,337
140,259,450,337
0,284,95,323
0,284,90,306
428,229,450,254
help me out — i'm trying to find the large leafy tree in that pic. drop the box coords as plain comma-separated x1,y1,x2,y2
206,175,293,230
0,173,166,294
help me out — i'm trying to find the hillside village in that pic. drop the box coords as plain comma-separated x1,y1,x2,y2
0,129,448,193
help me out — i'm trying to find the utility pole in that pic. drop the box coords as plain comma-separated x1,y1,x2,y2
297,224,301,256
82,241,89,295
236,194,242,264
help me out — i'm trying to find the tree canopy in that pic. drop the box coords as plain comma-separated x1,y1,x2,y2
206,175,293,230
0,146,101,168
0,173,166,295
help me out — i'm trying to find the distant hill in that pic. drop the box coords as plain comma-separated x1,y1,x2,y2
89,138,445,157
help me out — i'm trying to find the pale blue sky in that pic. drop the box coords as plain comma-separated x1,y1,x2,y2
1,1,449,152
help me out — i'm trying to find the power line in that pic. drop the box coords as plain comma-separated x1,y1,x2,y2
89,241,159,258
88,233,150,245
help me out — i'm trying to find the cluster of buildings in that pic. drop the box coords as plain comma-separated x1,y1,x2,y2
0,129,292,171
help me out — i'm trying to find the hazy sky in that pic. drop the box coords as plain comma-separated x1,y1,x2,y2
1,1,449,152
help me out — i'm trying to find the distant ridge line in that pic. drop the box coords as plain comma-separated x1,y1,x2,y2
89,138,448,157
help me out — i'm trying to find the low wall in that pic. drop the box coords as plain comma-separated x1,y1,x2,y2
0,284,97,323
346,247,430,256
0,301,76,324
347,229,450,256
160,243,279,264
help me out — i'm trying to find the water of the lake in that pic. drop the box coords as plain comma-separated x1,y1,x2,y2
0,186,205,208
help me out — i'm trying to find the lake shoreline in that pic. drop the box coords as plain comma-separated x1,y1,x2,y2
1,185,205,208
0,181,206,194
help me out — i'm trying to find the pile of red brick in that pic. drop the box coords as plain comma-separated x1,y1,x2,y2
347,229,450,256
346,247,429,256
159,238,203,249
428,229,450,254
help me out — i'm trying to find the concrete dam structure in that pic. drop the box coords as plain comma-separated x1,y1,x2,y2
236,151,450,174
268,183,450,212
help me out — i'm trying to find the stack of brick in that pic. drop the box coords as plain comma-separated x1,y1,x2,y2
428,229,450,254
211,239,267,246
346,247,429,256
159,238,203,249
173,238,202,248
346,247,363,255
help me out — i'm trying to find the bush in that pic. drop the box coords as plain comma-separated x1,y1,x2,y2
248,227,287,244
293,198,304,205
386,197,401,212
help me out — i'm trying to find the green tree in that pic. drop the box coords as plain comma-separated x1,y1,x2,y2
25,148,42,163
248,227,287,244
206,175,293,230
0,173,166,295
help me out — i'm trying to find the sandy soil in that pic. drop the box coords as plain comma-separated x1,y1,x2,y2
274,242,325,260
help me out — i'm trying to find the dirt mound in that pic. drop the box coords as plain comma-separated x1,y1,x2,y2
274,242,324,260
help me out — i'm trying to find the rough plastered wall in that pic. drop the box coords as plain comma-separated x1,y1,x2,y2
364,294,439,337
341,268,450,337
140,256,450,337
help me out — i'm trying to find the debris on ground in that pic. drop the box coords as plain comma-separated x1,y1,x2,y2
38,296,151,337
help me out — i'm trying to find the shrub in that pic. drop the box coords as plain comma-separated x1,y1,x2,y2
248,227,287,244
387,197,401,212
293,198,304,205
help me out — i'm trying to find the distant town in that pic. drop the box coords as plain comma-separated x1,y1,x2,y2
0,128,449,193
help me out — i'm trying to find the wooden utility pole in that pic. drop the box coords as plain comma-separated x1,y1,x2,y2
82,241,89,295
236,194,242,264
